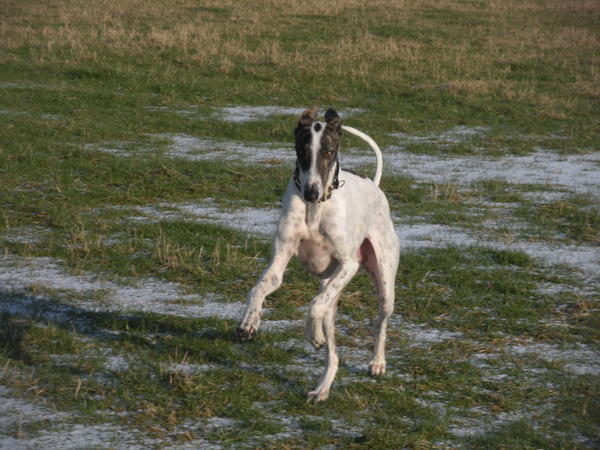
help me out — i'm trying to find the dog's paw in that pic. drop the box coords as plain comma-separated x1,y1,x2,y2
368,360,386,377
236,324,257,340
305,317,326,349
307,387,329,404
237,308,261,340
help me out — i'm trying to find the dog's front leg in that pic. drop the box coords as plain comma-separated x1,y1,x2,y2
305,259,359,348
237,244,293,339
237,207,302,339
307,302,338,403
306,259,359,402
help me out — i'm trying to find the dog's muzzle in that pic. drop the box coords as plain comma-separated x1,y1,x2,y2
303,183,320,203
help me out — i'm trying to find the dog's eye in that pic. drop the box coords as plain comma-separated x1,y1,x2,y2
323,150,333,159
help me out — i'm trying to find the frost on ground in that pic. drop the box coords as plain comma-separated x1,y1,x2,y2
0,384,148,450
214,106,364,123
87,127,600,198
173,200,280,236
393,316,463,348
384,146,600,198
391,125,491,146
0,255,301,334
0,256,250,321
0,385,68,435
109,199,280,236
1,226,50,245
145,105,364,123
394,223,600,279
93,199,277,238
154,134,294,164
86,134,294,165
110,198,600,282
507,341,600,376
0,385,220,449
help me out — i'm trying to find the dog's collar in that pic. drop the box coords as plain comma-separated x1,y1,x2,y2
294,160,341,203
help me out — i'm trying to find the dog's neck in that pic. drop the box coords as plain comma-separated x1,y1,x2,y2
305,202,323,234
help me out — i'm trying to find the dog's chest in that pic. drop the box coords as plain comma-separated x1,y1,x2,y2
296,234,337,279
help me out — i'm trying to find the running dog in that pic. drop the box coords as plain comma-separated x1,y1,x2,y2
238,107,399,402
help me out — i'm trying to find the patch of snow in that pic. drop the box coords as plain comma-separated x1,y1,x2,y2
397,224,478,249
507,341,600,376
165,363,216,374
520,191,570,202
1,226,50,245
157,133,293,164
87,132,380,168
0,108,28,116
391,126,490,146
145,105,365,123
85,122,600,199
261,319,303,332
146,105,199,116
113,199,280,237
448,409,547,438
0,386,67,433
0,108,61,121
49,348,131,372
0,82,58,90
216,106,303,122
384,147,600,197
509,241,600,276
415,397,448,414
391,317,463,347
39,114,61,120
0,423,160,450
104,355,130,372
0,256,296,332
165,200,280,236
214,106,365,123
87,134,291,164
0,385,170,450
204,416,239,430
395,223,600,277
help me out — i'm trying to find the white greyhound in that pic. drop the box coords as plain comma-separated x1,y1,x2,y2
238,107,400,402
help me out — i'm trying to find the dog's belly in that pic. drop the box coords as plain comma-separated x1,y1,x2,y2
297,239,338,279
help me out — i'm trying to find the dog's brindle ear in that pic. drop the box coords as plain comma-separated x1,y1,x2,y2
299,107,318,127
295,107,318,140
325,108,341,133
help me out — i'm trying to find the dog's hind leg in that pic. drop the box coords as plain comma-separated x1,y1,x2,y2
307,302,339,403
370,265,396,376
361,232,399,376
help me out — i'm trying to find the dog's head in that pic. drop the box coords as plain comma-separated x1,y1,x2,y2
293,107,342,203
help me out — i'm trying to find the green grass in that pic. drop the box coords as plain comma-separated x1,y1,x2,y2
1,0,599,448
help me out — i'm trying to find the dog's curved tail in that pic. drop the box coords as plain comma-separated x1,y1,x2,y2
341,125,383,186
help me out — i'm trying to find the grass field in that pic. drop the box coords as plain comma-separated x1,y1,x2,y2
1,0,599,448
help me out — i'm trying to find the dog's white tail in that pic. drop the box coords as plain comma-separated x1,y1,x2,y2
341,125,383,186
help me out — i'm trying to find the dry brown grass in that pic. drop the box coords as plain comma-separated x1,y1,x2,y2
154,231,205,276
1,0,598,111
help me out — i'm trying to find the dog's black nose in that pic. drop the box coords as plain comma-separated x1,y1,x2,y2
303,184,320,203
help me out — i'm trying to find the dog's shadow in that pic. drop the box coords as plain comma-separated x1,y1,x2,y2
0,289,242,364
